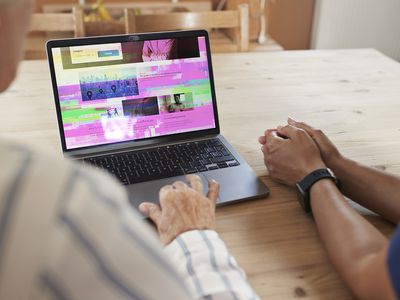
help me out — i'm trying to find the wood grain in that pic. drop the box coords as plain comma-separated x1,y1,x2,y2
30,6,85,37
26,7,85,60
1,49,399,299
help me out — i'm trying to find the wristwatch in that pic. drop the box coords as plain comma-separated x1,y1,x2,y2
296,168,339,213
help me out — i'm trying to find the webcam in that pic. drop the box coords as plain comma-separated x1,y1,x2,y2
128,35,141,41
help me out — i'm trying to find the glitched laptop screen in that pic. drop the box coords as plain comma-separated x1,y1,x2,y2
51,36,216,150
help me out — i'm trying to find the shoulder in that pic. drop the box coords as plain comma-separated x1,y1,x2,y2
0,139,132,246
0,140,126,204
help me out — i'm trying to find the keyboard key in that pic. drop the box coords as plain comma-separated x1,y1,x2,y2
207,165,219,170
211,152,222,158
217,162,228,168
196,166,208,172
183,168,197,174
200,159,211,165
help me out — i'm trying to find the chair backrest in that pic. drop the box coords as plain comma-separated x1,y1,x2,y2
124,4,249,52
43,2,212,14
30,6,85,37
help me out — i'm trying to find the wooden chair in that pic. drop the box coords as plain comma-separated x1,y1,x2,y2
124,4,250,52
43,2,212,14
24,6,85,60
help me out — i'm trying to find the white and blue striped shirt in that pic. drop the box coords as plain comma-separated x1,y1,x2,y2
0,142,259,300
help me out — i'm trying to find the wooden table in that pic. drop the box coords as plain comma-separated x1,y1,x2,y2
2,49,399,299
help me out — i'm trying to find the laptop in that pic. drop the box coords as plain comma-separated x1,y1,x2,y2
46,30,269,210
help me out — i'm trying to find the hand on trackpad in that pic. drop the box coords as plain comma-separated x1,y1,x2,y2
138,174,220,245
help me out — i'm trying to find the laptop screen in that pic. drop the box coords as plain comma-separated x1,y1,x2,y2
50,35,216,150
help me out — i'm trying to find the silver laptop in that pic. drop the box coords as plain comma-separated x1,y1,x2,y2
46,30,269,211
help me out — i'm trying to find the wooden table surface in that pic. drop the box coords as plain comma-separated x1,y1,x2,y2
2,49,400,299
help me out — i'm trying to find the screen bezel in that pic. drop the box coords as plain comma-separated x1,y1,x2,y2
46,30,220,155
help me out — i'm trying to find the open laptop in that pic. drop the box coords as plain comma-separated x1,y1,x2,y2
46,30,269,209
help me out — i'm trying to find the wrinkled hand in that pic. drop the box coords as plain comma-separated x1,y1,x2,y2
139,174,219,245
258,124,326,185
286,117,342,168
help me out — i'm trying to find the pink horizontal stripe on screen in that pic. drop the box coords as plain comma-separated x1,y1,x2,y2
65,104,215,149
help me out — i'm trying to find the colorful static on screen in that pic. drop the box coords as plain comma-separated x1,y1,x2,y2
52,37,215,150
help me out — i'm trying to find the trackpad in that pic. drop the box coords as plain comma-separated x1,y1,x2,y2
202,167,268,205
127,173,208,209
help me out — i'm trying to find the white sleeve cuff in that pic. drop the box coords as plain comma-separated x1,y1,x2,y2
164,230,259,300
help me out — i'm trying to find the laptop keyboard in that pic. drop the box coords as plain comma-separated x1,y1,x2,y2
81,138,240,185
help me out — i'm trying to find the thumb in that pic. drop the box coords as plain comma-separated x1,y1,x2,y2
139,202,162,226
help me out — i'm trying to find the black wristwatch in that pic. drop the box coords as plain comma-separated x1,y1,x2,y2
296,168,339,213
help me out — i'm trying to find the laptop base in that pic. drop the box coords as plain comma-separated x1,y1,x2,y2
128,134,269,214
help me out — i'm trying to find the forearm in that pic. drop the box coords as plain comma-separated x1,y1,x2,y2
330,156,400,223
165,230,259,300
310,179,389,298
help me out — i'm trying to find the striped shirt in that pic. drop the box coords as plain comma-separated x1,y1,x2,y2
0,141,259,300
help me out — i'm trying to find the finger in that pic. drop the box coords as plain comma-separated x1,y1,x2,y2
160,184,173,198
261,144,268,155
139,202,162,226
276,124,300,140
287,116,297,125
276,126,290,139
287,117,315,136
186,174,203,193
172,181,187,190
207,179,220,205
264,128,275,136
265,130,285,146
258,135,266,144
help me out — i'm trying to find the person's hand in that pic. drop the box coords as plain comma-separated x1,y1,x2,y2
139,175,219,245
286,117,343,168
258,125,326,185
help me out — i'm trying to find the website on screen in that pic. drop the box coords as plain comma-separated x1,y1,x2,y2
52,36,216,150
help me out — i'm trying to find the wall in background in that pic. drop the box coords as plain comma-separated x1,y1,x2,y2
267,0,315,50
312,0,400,61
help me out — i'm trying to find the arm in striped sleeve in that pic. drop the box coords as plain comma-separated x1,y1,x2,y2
165,230,259,300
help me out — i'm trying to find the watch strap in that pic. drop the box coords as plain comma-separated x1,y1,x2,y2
298,169,336,193
296,168,338,213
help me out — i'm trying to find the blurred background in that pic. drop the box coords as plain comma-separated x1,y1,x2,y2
26,0,400,61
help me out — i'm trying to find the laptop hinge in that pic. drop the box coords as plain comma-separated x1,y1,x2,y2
67,133,220,160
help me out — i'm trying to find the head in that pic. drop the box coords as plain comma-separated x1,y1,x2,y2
0,0,33,92
174,94,181,104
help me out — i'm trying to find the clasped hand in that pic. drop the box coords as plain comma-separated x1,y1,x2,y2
258,117,342,185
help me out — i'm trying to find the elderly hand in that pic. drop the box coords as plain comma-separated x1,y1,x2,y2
258,124,326,186
139,174,219,245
